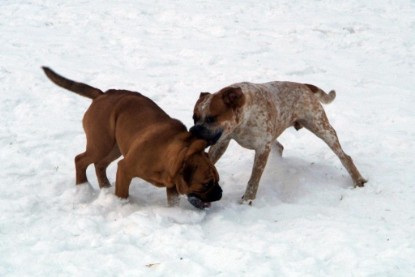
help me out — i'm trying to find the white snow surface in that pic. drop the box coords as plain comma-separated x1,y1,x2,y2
1,0,415,276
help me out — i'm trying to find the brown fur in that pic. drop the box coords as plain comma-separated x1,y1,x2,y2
42,67,222,207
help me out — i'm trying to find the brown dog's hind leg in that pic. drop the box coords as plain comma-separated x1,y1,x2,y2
301,110,367,187
94,145,121,188
75,152,93,184
115,159,132,199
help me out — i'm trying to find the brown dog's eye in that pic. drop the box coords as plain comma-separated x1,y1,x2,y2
205,116,216,124
203,181,214,190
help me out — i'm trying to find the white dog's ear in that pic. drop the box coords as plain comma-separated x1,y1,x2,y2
220,87,245,108
199,92,210,99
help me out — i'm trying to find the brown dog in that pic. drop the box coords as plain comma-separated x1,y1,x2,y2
190,81,366,204
42,67,222,209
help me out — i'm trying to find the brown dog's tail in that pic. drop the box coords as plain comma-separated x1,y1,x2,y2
304,83,336,104
42,66,103,99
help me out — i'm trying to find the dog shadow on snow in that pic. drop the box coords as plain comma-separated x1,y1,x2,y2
259,152,352,204
57,182,209,225
60,174,210,223
61,147,353,215
219,146,354,207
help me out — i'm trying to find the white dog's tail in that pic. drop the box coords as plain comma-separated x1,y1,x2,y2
304,83,336,104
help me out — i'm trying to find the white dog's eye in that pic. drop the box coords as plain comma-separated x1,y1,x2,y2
205,116,216,123
192,114,200,123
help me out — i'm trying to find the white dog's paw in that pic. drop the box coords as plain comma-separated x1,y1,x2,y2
239,196,254,206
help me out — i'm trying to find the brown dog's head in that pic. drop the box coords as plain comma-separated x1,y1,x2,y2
190,86,245,145
174,139,222,209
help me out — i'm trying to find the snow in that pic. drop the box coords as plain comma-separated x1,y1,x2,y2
1,0,415,276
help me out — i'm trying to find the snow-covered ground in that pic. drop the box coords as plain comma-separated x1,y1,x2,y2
1,0,415,276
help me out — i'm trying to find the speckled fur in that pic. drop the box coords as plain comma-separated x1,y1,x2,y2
192,81,366,204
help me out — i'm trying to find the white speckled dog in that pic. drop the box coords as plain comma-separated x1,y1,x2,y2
190,81,367,204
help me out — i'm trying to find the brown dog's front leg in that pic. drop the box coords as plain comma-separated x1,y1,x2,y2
166,187,180,207
241,145,271,205
115,159,132,199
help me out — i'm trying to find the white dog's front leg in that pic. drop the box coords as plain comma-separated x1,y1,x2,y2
208,138,231,164
241,144,271,205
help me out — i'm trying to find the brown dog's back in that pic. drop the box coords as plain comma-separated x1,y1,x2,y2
84,89,182,156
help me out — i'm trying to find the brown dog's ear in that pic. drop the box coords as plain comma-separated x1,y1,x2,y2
221,87,245,108
174,167,191,194
182,163,194,186
185,139,208,158
173,140,206,194
175,157,197,194
175,162,193,195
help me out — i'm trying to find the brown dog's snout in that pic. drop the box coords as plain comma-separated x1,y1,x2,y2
205,183,223,202
194,182,223,202
187,183,222,209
